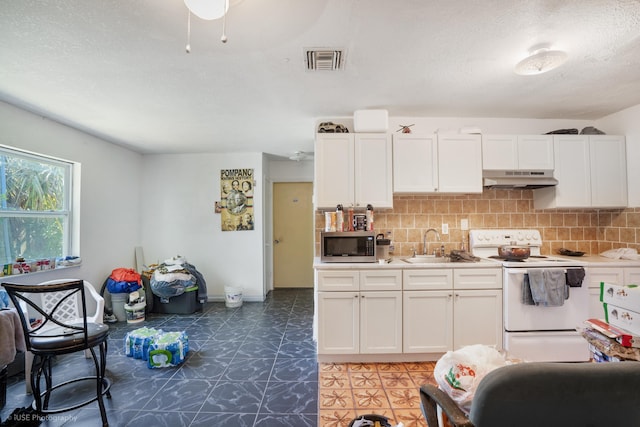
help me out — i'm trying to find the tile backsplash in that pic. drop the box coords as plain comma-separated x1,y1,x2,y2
315,189,640,257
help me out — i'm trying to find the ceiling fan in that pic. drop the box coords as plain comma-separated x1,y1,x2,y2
289,151,314,161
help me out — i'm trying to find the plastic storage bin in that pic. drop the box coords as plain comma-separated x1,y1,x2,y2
152,286,202,314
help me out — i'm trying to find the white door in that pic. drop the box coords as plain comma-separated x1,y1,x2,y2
273,182,314,288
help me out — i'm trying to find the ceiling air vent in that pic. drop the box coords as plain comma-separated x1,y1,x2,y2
305,49,345,71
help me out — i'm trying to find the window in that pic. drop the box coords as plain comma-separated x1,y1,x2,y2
0,146,73,265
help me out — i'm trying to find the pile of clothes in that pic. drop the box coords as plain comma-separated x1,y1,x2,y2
147,256,207,304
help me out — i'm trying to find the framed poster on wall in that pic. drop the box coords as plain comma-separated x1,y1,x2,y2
220,168,254,231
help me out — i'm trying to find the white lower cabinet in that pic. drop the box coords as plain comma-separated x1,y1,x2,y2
317,266,502,358
403,268,502,353
403,290,453,353
317,269,402,355
452,289,502,349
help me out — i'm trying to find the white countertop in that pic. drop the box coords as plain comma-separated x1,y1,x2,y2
314,255,640,269
555,254,640,268
314,256,502,269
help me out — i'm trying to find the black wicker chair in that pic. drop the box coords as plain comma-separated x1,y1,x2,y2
420,361,640,427
2,280,111,426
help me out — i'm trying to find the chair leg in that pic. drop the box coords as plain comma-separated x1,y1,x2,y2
24,351,34,394
89,344,110,426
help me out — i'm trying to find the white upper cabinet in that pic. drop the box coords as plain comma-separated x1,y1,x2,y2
315,133,393,209
533,135,627,209
393,133,482,193
437,134,483,193
392,133,438,192
354,134,393,208
482,135,554,170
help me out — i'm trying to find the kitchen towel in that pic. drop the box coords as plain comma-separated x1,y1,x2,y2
521,274,536,305
527,269,568,307
566,267,586,287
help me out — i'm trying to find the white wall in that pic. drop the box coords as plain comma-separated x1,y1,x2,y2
140,152,266,302
0,101,142,289
597,104,640,207
268,159,314,182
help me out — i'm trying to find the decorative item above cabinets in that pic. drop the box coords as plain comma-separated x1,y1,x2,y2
393,133,482,194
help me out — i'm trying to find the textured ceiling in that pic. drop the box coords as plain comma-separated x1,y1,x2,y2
1,0,640,157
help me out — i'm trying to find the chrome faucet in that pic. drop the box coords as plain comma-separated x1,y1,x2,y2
423,228,441,255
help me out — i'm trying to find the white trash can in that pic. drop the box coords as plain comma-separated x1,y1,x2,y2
224,286,243,308
110,292,129,322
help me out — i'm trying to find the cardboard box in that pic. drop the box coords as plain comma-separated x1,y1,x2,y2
353,109,388,133
604,303,640,336
600,282,640,313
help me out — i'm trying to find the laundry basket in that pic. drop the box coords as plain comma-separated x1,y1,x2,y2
224,286,243,308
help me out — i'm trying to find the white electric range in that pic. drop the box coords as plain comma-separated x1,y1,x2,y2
469,229,590,362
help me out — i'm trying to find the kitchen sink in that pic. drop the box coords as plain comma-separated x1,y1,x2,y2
402,256,449,264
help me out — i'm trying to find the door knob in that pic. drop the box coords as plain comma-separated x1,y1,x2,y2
274,239,280,244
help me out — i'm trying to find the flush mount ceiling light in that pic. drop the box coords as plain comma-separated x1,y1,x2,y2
514,45,568,76
184,0,235,51
289,151,313,161
184,0,229,20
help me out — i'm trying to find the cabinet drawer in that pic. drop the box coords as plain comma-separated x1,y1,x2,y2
403,269,453,290
317,270,359,291
360,269,402,291
453,268,502,290
587,268,624,289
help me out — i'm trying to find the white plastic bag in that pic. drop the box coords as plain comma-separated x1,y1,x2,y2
434,344,510,414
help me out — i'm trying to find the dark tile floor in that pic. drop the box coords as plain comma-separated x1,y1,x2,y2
1,288,318,426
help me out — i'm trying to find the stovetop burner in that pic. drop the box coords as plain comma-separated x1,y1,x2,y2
469,229,588,268
488,255,549,261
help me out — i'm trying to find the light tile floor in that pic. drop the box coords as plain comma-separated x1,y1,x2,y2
318,362,434,427
1,288,318,426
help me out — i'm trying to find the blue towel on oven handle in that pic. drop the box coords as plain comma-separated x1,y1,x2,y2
527,269,568,307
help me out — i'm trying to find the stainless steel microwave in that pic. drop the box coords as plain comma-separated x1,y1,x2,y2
320,231,376,263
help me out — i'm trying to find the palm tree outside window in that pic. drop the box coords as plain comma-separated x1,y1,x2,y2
0,146,73,267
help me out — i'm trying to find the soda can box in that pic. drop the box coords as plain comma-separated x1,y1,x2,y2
148,331,189,369
604,303,640,336
601,282,640,313
124,327,163,360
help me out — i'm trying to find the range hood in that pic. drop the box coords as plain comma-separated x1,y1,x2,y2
483,170,558,189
